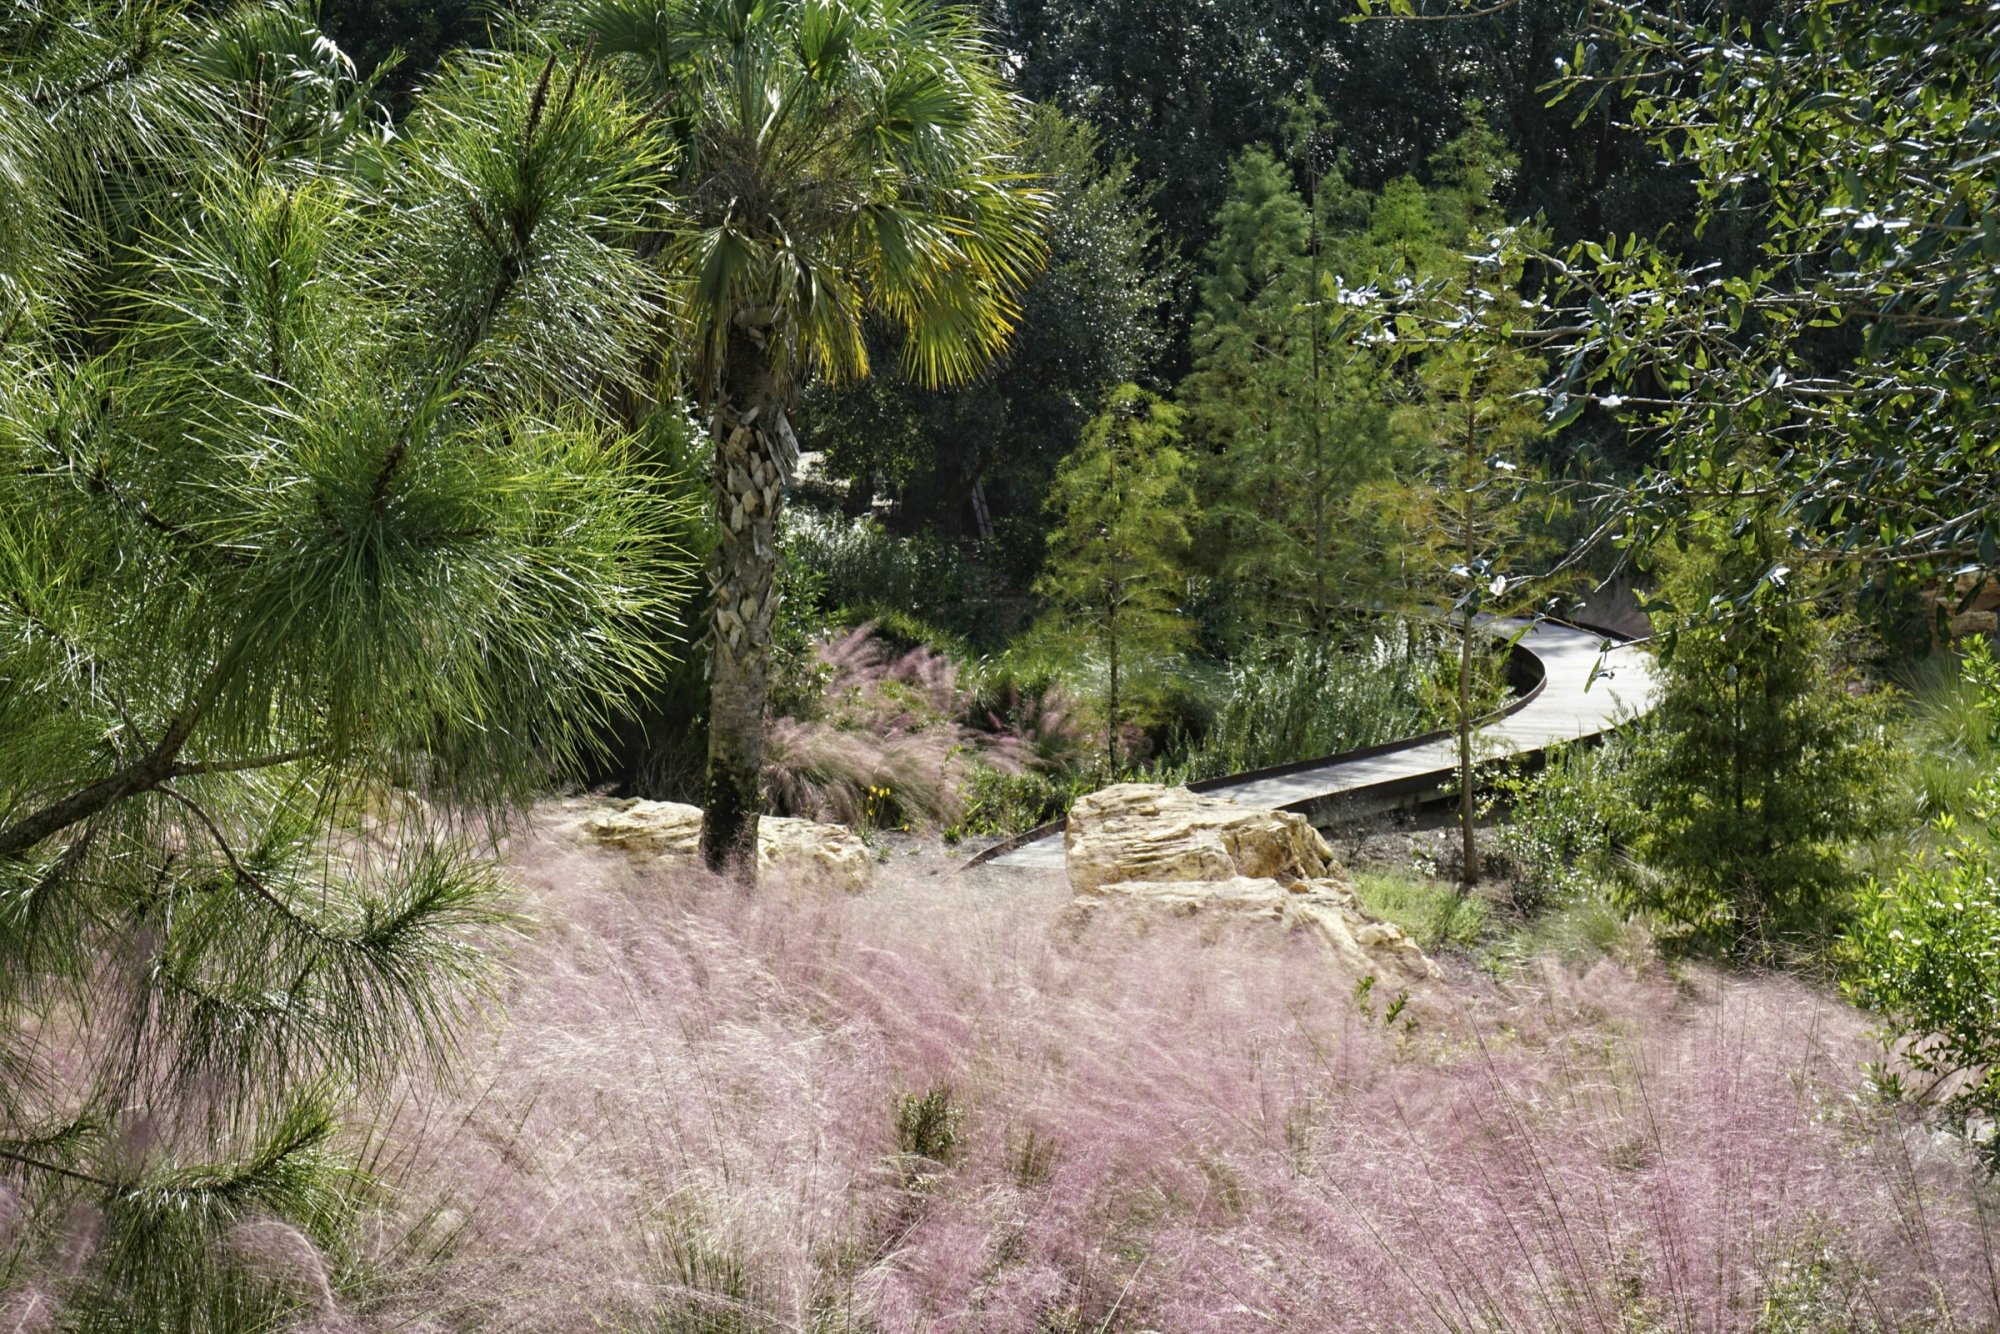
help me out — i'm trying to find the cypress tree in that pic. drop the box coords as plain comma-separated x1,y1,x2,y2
1618,519,1892,953
1036,385,1195,772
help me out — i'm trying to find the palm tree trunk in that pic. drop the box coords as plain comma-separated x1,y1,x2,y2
700,330,789,881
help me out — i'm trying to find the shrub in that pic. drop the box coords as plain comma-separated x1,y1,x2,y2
1490,740,1626,910
945,763,1088,840
1896,640,2000,830
781,510,980,640
1848,640,2000,1172
1615,529,1895,954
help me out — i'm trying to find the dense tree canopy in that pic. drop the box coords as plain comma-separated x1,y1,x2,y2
1537,0,2000,602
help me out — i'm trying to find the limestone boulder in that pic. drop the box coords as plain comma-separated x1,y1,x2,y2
556,797,873,892
1064,784,1427,980
1064,783,1338,892
1074,875,1429,980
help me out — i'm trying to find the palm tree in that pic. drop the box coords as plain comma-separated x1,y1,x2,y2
574,0,1047,876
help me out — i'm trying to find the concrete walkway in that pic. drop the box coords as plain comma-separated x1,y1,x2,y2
972,619,1656,871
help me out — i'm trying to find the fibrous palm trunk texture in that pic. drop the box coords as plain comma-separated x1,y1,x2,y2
700,320,794,876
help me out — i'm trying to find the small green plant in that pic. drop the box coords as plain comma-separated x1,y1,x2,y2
648,1208,776,1334
1489,740,1622,911
895,1085,961,1166
1350,973,1412,1027
1352,868,1490,950
1005,1125,1059,1190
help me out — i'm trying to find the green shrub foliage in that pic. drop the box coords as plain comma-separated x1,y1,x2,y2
1491,740,1623,911
1615,522,1891,952
1848,640,2000,1172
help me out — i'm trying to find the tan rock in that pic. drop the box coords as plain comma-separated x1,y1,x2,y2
557,797,873,892
1064,783,1338,892
1064,784,1426,979
754,814,874,892
1075,875,1429,980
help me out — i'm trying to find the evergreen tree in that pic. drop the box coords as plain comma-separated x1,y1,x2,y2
1179,142,1351,642
1616,517,1892,953
1180,109,1511,646
1036,385,1194,772
1180,145,1309,478
1391,234,1557,889
0,4,687,1319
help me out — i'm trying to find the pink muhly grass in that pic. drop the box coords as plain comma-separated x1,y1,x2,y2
347,826,2000,1332
765,626,1025,828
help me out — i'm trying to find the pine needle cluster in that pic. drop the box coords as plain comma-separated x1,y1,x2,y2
1,2,692,1322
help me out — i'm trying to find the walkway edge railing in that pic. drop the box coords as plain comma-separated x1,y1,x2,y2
961,616,1633,871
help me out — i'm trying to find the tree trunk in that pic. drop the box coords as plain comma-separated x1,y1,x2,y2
1457,608,1477,889
1456,366,1481,891
699,325,790,882
1106,598,1120,775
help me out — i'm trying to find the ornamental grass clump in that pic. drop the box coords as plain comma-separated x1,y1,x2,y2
347,827,2000,1332
764,626,1027,830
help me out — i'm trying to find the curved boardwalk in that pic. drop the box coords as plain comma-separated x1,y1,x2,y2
972,619,1656,871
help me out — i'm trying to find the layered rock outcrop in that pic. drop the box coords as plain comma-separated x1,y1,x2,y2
556,797,873,892
1064,783,1428,979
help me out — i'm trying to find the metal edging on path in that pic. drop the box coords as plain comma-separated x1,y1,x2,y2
960,615,1651,873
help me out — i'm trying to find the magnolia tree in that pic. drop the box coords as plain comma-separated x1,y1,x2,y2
0,3,687,1321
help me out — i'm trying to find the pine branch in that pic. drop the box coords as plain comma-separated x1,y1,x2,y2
25,35,152,110
3,586,148,750
0,1144,117,1190
0,653,236,858
156,785,317,932
167,747,323,778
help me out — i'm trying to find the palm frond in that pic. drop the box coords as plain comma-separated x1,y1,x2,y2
576,0,1049,397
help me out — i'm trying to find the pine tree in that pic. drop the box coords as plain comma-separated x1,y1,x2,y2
1036,385,1195,772
0,5,688,1321
1179,110,1500,644
1179,145,1312,642
1618,518,1891,953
